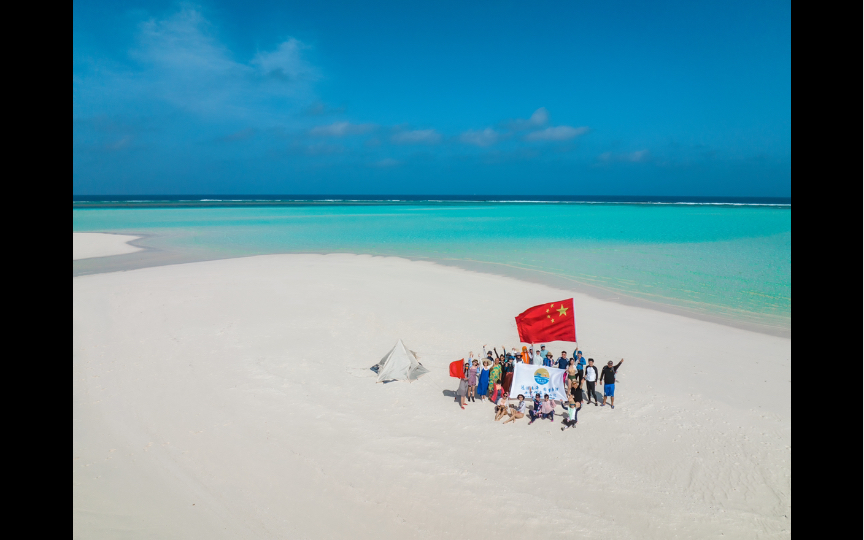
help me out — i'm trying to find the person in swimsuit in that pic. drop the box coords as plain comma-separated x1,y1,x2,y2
566,359,580,392
502,394,527,424
493,392,510,421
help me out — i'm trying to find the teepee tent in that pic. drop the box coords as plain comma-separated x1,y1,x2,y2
374,340,429,383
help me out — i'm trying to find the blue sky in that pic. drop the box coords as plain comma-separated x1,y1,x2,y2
73,1,791,196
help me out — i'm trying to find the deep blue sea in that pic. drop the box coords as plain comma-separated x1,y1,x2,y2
73,196,791,331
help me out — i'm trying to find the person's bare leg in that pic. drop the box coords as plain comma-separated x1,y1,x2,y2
504,411,523,424
602,394,607,406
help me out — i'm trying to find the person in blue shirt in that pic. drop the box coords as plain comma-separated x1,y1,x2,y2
573,350,587,373
543,352,554,367
557,351,569,370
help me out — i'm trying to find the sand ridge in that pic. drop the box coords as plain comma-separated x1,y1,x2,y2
73,233,143,260
73,253,791,539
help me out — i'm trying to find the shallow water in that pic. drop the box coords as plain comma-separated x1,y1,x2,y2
73,202,791,330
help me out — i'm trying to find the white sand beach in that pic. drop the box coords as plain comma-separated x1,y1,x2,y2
73,252,791,539
73,232,142,260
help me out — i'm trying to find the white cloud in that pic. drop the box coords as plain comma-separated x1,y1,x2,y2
598,150,650,162
251,39,317,81
78,8,319,121
460,128,499,147
309,122,375,137
391,129,441,144
506,107,549,130
525,126,588,141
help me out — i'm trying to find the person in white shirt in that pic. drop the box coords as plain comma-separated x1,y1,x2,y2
502,394,527,424
494,392,511,421
533,347,544,365
583,358,599,406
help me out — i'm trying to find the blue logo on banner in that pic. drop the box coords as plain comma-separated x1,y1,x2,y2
534,368,550,385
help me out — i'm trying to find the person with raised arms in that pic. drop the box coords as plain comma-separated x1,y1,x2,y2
600,359,624,409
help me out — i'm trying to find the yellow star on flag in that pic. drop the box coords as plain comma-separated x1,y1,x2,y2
551,319,555,323
557,305,568,317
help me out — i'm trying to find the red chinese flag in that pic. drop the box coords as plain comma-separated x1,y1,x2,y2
515,299,576,343
449,359,465,378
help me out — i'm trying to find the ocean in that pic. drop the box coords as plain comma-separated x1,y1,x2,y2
73,196,791,333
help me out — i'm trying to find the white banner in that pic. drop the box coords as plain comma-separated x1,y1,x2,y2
510,363,568,401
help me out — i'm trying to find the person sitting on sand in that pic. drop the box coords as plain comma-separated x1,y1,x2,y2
529,394,555,424
502,394,527,424
529,394,543,421
494,392,510,421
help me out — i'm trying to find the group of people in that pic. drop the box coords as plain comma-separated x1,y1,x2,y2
455,344,624,430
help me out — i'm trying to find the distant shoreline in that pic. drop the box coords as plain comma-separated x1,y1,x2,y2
73,194,791,209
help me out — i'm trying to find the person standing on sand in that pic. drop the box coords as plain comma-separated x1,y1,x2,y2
573,350,586,379
543,352,554,367
600,359,624,409
557,350,569,370
566,359,580,393
467,360,479,402
533,347,544,365
456,367,469,409
502,394,527,424
502,358,514,394
477,361,490,402
584,358,599,406
521,346,530,364
488,358,502,398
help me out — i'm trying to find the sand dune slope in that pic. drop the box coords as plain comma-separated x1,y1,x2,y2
73,254,791,539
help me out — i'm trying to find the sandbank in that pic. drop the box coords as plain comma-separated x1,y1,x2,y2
73,233,143,260
73,254,791,539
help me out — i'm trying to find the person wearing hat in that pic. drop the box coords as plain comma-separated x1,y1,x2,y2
573,350,587,378
533,347,544,365
561,397,579,430
583,358,599,405
543,352,554,367
599,358,624,409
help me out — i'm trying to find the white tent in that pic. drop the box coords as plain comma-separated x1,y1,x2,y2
374,340,429,383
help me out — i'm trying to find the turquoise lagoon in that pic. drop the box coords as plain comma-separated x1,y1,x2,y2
73,202,791,332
